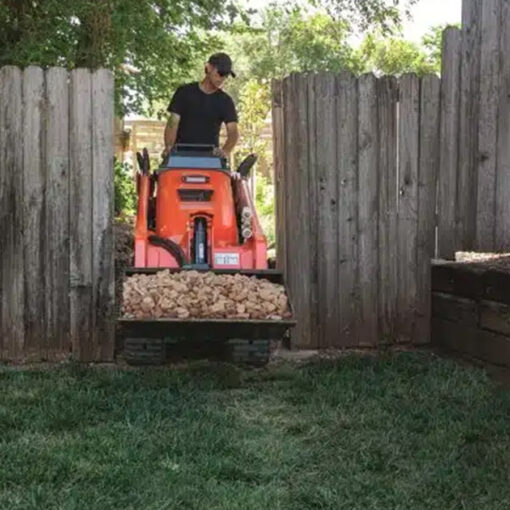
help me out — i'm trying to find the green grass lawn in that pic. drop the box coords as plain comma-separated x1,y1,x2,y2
1,352,510,509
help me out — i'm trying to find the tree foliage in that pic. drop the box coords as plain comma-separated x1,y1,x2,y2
234,80,271,164
114,160,137,216
223,6,362,93
0,0,437,116
421,22,461,72
357,33,435,76
308,0,418,33
0,0,239,115
356,23,458,76
221,4,447,104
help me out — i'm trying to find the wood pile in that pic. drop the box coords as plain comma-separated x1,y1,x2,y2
121,270,291,320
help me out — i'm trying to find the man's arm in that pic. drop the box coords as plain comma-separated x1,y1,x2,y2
163,112,180,157
221,121,239,156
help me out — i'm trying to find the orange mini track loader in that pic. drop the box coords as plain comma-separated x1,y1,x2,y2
117,144,295,365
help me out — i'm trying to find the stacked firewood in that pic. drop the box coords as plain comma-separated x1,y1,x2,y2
121,270,291,320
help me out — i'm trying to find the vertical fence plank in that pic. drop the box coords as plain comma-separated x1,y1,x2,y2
91,69,115,361
0,66,24,359
0,70,3,357
438,27,462,259
22,66,45,358
307,74,319,349
283,74,311,348
457,0,482,250
296,73,313,348
315,73,338,347
282,76,296,344
271,80,286,270
283,73,314,349
358,73,379,347
70,69,93,360
377,76,398,344
416,75,441,345
397,73,420,343
476,0,501,250
496,0,510,251
337,72,360,347
45,68,70,359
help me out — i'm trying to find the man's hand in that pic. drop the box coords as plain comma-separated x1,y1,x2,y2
161,144,172,160
230,171,242,181
212,147,228,159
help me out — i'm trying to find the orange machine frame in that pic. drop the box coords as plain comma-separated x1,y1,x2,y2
134,166,268,270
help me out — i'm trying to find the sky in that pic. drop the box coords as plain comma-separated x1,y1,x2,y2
401,0,462,42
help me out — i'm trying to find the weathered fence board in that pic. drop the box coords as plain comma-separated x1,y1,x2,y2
336,72,360,347
283,74,314,348
377,76,398,344
45,68,70,358
282,75,295,327
315,73,338,348
295,74,314,349
416,75,441,345
438,28,462,259
0,65,114,362
476,0,501,250
91,69,115,362
496,0,510,250
22,66,45,357
0,66,24,359
307,74,319,349
272,80,286,271
397,74,420,343
458,0,482,250
70,69,93,360
358,74,379,347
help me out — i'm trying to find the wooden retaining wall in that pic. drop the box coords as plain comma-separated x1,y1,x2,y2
432,260,510,367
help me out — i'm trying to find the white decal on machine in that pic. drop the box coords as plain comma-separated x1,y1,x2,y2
214,253,240,266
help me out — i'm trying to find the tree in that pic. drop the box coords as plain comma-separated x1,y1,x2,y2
0,0,240,116
421,22,461,71
308,0,418,33
357,33,437,76
356,22,462,76
220,5,363,104
234,79,272,168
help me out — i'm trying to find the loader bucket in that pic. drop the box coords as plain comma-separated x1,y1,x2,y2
117,268,296,366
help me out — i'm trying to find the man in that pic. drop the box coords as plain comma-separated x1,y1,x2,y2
162,52,239,162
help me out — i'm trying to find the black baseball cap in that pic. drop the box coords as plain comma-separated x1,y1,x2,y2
208,52,236,78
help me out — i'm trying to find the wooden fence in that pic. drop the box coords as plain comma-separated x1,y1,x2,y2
438,0,510,256
1,0,509,358
273,72,440,349
272,0,510,349
0,66,114,362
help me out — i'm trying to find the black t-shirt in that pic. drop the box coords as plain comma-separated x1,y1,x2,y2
167,82,238,147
